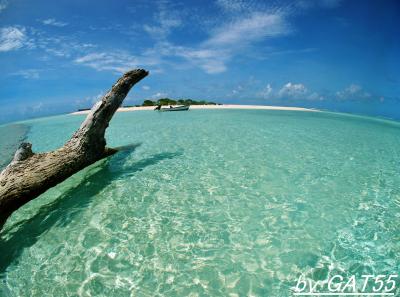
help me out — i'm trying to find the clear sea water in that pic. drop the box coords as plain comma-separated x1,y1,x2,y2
0,109,399,296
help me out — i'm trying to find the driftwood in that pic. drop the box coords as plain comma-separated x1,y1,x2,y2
0,69,148,229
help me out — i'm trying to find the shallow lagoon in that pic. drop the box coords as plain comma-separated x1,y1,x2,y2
1,109,400,296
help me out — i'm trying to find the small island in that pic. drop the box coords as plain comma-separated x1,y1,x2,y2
77,99,219,111
72,101,317,115
140,98,219,107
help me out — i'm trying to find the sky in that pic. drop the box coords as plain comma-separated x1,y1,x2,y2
0,0,399,123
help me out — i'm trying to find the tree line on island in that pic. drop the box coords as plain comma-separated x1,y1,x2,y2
139,98,219,107
78,98,219,111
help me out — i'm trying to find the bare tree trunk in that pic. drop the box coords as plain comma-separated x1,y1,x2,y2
0,69,148,229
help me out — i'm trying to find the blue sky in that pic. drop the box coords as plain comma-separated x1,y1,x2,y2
0,0,399,123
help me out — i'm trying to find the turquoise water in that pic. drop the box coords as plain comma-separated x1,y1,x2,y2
1,109,400,296
0,124,30,170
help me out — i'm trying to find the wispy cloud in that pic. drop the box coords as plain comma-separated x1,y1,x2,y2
4,27,96,60
216,0,251,13
151,92,168,99
11,69,40,79
0,26,26,52
139,1,333,75
70,1,296,75
142,85,150,90
192,10,289,73
255,82,323,101
296,0,342,10
74,50,160,73
254,82,381,102
307,92,324,101
143,1,182,40
143,9,290,74
231,84,244,95
166,45,229,73
278,82,307,98
258,83,273,99
336,84,371,100
216,0,274,16
135,0,293,74
0,0,334,79
143,15,181,40
75,91,105,108
0,0,8,13
0,26,91,57
74,52,138,73
205,11,289,48
39,37,95,58
41,18,68,27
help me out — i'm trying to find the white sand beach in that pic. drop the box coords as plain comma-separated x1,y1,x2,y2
71,104,318,115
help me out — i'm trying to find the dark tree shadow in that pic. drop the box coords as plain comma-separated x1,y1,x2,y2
0,144,182,274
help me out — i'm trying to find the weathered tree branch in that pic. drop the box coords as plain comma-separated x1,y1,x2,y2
0,69,148,229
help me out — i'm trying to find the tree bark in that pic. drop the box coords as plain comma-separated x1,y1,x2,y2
0,69,148,229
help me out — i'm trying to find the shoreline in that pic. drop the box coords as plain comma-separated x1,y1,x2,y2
71,104,319,115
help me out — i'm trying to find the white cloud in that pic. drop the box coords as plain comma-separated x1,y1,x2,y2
42,18,68,27
35,36,96,58
32,102,44,112
139,1,290,74
74,52,139,73
216,0,251,13
0,26,26,52
172,46,229,73
257,82,381,102
140,42,228,74
258,83,273,99
142,85,150,90
151,92,168,99
200,61,227,74
278,82,307,98
74,50,160,73
342,83,361,95
336,84,371,100
145,10,290,74
0,0,8,13
296,0,342,9
257,82,326,101
205,12,289,48
76,91,105,107
216,0,273,16
11,69,40,79
307,92,324,101
143,1,182,40
231,84,244,95
0,25,98,62
144,17,181,40
44,47,70,57
254,82,380,102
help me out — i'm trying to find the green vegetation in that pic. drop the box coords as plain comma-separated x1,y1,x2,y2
141,98,218,106
142,100,157,106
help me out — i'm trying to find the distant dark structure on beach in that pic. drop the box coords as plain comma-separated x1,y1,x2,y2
142,98,218,106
